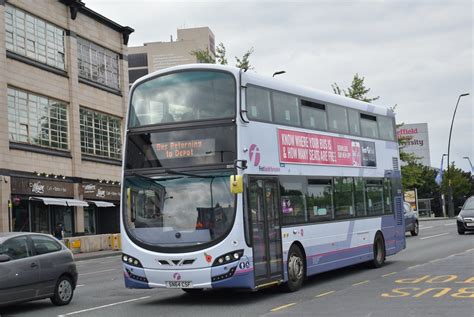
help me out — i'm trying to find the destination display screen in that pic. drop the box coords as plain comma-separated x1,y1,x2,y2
278,129,376,167
125,126,236,169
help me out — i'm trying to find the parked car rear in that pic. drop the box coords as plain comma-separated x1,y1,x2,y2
457,196,474,234
0,232,78,307
404,202,419,236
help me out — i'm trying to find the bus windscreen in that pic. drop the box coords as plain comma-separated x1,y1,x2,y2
129,70,236,127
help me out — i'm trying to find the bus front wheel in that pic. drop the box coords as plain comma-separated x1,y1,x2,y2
370,233,386,268
283,244,305,292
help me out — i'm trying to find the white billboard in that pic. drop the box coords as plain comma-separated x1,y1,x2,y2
397,123,431,166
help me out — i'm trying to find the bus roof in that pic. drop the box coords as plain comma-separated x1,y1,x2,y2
133,64,394,118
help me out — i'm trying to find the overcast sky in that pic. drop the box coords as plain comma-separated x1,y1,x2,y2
86,0,473,172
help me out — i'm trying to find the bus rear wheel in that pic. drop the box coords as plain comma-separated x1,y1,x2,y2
283,244,305,292
370,233,386,268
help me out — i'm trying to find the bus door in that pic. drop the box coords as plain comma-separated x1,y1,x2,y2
248,177,283,287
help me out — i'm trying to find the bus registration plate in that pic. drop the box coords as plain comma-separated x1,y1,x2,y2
165,281,193,288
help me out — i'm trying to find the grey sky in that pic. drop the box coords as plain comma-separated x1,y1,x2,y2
86,0,473,172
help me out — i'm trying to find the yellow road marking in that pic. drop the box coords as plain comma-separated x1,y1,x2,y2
382,272,397,277
352,280,370,286
315,290,335,298
270,303,296,312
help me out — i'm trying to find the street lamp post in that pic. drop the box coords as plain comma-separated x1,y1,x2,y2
463,156,473,174
447,93,470,218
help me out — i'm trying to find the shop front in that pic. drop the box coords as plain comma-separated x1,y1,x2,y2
81,182,121,235
10,177,86,237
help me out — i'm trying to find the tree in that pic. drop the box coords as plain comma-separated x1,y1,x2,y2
191,42,254,70
332,73,380,103
441,164,472,215
190,47,215,64
235,47,254,71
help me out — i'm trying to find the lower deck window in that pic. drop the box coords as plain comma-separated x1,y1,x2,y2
279,176,394,225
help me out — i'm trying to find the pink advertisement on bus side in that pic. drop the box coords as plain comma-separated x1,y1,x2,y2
277,129,376,167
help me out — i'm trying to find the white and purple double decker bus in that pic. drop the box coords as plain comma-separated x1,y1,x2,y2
121,64,405,293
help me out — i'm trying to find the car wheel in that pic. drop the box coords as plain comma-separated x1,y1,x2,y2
182,288,204,294
370,233,386,268
282,244,305,292
411,221,419,236
457,227,465,235
50,275,74,306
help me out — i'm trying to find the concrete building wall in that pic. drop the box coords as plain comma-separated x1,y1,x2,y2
128,27,215,83
0,0,132,236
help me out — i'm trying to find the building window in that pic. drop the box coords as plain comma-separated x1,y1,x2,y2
80,108,122,159
128,53,148,68
77,37,120,90
7,87,69,150
4,4,65,70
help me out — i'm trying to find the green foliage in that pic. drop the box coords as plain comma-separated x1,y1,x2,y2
332,73,380,103
235,47,254,71
190,42,254,70
441,164,472,214
190,47,215,64
216,42,227,65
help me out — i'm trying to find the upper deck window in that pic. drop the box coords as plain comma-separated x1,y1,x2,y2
129,71,236,127
360,114,379,138
247,86,272,122
327,105,349,134
272,92,300,126
301,100,327,130
377,116,395,141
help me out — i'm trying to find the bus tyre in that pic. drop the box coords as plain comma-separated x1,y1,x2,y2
411,221,419,236
50,275,74,306
370,233,385,269
182,288,204,294
283,244,305,292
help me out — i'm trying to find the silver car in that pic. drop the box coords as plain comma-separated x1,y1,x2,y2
0,232,78,306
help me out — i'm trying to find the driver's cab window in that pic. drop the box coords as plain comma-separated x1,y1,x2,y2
0,236,31,260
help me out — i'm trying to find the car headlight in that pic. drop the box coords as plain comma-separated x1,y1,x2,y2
457,215,464,221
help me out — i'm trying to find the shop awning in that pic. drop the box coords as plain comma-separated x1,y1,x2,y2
66,199,89,207
88,201,115,208
30,197,89,207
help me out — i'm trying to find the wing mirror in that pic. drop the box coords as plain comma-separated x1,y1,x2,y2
0,254,11,263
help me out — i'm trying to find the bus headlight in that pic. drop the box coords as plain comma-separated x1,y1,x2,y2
212,250,244,267
122,253,143,268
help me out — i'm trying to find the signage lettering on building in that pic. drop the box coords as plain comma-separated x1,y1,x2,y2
81,183,120,201
11,178,73,197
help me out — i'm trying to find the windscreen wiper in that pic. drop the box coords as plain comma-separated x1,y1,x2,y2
165,169,214,179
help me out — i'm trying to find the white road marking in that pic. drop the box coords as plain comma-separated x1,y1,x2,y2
76,284,85,287
444,223,456,226
270,303,296,312
59,296,151,316
419,226,433,230
79,269,117,276
419,232,450,240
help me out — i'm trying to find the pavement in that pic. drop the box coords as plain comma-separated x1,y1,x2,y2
73,249,122,261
